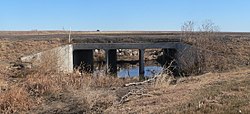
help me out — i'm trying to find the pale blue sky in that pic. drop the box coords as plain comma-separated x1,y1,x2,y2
0,0,249,31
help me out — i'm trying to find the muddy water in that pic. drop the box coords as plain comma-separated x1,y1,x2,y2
93,60,163,78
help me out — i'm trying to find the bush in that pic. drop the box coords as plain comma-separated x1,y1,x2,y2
181,20,250,74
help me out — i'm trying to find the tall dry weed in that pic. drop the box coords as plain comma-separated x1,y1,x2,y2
0,86,35,114
154,61,177,88
181,20,249,74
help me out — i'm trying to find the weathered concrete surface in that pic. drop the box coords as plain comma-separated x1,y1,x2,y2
21,42,197,74
175,43,198,73
21,44,73,73
73,42,179,50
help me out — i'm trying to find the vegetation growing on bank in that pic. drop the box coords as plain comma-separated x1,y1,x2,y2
0,21,249,113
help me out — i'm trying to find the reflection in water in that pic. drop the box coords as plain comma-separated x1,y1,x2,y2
93,61,163,78
118,66,163,78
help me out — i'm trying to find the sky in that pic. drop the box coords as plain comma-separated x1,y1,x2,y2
0,0,250,32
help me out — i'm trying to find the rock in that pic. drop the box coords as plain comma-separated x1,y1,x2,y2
132,51,138,56
95,49,99,53
9,62,32,70
0,80,8,92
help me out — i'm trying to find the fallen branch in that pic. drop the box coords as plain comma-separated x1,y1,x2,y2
124,77,156,87
119,90,153,104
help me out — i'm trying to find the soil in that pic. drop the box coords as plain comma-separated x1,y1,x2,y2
0,31,250,113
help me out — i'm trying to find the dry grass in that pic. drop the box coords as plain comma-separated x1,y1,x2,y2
0,68,135,113
0,29,250,113
0,49,137,113
104,68,250,114
0,39,135,113
0,86,35,114
181,20,250,75
163,68,250,114
0,39,62,62
2,60,247,113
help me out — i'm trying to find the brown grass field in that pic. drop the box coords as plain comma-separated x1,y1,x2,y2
0,31,250,113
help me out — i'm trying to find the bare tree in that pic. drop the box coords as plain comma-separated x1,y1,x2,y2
181,21,195,42
181,20,224,75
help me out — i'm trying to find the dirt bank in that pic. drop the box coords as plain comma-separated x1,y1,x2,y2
0,32,250,113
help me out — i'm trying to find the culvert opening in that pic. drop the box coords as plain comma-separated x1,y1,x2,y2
20,43,208,78
73,48,184,78
73,50,94,73
156,48,182,77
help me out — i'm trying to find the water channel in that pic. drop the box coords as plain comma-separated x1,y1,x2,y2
93,60,163,78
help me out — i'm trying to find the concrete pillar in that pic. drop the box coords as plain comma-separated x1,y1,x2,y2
105,49,117,74
139,49,145,80
105,49,109,72
73,50,93,72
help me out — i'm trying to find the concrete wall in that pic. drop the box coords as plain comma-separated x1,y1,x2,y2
21,44,73,73
175,43,197,73
20,43,198,74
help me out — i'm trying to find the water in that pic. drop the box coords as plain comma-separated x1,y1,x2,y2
118,66,163,78
93,61,163,78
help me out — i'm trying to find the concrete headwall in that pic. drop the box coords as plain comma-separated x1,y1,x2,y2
175,43,197,74
21,44,73,73
20,43,198,74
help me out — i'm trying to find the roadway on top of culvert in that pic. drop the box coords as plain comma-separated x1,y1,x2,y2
1,31,250,42
73,42,186,50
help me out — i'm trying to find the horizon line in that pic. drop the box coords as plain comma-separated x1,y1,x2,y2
0,30,250,33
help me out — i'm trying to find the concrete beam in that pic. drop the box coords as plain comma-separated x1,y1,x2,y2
73,42,179,50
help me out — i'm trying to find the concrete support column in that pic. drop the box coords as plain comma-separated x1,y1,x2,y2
139,49,145,80
105,49,117,74
73,50,93,72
